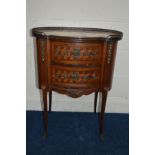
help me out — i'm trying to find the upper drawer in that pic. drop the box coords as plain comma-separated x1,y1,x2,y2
51,42,102,66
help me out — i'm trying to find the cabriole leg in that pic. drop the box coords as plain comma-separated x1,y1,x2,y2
94,91,98,113
42,89,48,138
49,91,52,112
99,90,108,141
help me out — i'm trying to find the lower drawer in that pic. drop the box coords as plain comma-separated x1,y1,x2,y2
51,65,100,88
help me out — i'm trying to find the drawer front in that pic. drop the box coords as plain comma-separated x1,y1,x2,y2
51,66,100,88
51,42,102,66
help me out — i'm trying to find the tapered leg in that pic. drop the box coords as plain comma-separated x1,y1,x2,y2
49,91,52,112
42,89,48,138
99,90,108,141
94,91,98,113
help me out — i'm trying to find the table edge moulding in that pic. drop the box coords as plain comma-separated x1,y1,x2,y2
31,27,123,141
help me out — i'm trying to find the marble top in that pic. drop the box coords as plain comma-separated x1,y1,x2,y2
37,29,116,38
32,27,123,40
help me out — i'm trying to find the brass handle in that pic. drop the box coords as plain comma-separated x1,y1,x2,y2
41,40,45,63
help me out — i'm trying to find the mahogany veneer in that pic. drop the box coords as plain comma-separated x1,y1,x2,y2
32,27,123,140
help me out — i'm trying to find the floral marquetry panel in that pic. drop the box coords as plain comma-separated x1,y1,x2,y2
51,66,100,88
51,42,102,65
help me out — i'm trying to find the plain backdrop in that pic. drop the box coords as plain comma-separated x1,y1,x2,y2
26,0,129,113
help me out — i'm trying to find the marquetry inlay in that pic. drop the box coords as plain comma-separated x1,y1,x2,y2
53,45,100,61
53,68,99,83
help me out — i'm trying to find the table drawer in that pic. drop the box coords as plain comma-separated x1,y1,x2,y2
51,65,100,88
51,42,102,66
